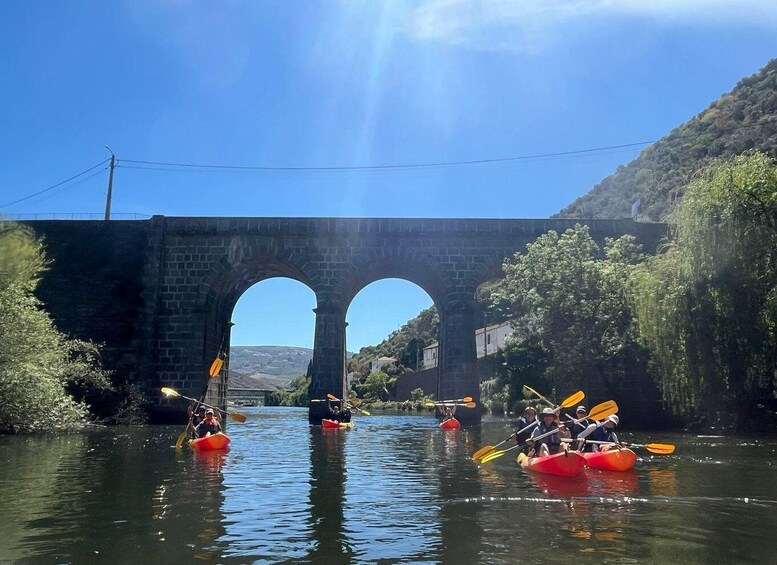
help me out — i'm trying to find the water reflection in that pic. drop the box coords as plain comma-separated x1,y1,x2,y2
3,412,777,563
305,428,352,564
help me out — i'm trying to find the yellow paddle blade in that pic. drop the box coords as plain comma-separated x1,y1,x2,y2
357,408,371,416
522,384,551,405
209,357,224,377
228,412,247,423
175,430,187,449
461,396,473,403
645,443,675,455
464,402,476,408
587,400,618,421
480,448,511,464
560,390,585,409
161,387,180,397
471,445,495,461
326,393,340,401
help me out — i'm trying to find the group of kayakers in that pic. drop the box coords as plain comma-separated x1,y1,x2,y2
516,404,620,457
187,403,223,438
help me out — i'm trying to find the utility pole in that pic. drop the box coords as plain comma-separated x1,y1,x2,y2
104,146,115,221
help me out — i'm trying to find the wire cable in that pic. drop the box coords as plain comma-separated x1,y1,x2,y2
1,159,110,208
119,141,655,172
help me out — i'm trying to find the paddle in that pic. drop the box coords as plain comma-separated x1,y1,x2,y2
161,387,247,423
562,438,675,454
424,401,477,408
326,393,371,416
437,396,473,403
479,400,618,464
208,323,234,378
471,389,585,462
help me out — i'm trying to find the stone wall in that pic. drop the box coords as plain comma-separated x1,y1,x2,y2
21,216,667,424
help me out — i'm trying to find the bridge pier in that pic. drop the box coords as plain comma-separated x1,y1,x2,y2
438,302,481,425
308,303,348,424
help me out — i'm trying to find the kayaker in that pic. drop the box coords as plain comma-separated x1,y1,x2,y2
328,401,341,422
186,404,207,439
567,405,590,450
195,408,222,438
340,404,352,423
577,414,620,452
442,404,456,422
528,407,569,457
515,406,537,450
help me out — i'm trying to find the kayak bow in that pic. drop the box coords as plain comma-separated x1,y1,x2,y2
517,450,586,477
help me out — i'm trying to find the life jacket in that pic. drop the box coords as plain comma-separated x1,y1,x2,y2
532,421,561,454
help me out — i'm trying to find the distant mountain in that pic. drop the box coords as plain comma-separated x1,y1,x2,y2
229,346,312,386
556,59,777,221
228,369,292,391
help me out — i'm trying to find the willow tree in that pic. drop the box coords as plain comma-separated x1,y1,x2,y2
632,153,777,423
490,224,645,397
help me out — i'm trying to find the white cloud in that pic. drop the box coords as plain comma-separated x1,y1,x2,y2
403,0,777,52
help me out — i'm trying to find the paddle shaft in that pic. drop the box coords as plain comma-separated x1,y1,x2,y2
167,390,243,420
479,401,617,463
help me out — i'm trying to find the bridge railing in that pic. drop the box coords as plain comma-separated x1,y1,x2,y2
3,213,152,221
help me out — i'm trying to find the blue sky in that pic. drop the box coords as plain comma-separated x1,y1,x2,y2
1,1,775,351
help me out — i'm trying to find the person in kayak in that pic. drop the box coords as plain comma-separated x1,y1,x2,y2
528,407,569,457
340,404,352,423
185,404,207,439
195,408,222,438
442,404,456,422
566,405,589,450
515,406,538,451
577,414,620,452
328,401,342,422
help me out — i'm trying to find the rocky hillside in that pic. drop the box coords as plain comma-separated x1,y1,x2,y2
556,59,777,221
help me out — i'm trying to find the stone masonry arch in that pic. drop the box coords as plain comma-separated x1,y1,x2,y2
21,216,666,424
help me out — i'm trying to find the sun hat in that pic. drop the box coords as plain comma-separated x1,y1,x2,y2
607,414,619,425
541,407,555,416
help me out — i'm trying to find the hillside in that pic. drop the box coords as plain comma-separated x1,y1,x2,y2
556,59,777,221
229,345,312,386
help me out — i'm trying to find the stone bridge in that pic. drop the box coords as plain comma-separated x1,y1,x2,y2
21,216,666,424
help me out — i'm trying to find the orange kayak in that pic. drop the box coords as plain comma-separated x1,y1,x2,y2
190,432,230,451
517,451,586,477
322,419,354,429
583,448,637,471
440,418,461,429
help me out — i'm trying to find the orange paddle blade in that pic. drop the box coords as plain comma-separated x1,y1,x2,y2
209,357,224,377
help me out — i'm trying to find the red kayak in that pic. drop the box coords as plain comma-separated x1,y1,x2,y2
190,432,230,451
583,448,637,471
517,451,586,477
440,417,461,429
322,419,354,429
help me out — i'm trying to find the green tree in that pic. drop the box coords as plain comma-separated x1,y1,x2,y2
0,223,87,432
355,370,395,401
490,224,646,398
632,153,777,424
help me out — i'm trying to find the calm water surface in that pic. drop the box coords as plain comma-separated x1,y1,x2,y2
1,407,776,564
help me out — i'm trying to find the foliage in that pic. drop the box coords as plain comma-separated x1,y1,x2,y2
489,224,647,400
348,306,440,381
354,370,395,402
557,58,777,221
632,153,777,423
0,223,87,433
265,374,310,407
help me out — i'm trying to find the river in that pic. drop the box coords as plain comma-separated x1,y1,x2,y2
1,407,776,564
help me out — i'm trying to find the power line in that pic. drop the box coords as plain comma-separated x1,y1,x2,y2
1,159,110,208
119,141,656,173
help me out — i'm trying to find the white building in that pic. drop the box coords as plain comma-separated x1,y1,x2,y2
422,321,512,369
371,356,397,372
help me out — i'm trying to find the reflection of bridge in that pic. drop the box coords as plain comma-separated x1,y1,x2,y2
22,216,665,424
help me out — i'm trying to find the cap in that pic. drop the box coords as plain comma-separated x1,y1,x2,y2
524,406,536,414
541,407,555,416
197,406,207,411
205,408,214,415
607,414,619,425
576,405,587,413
